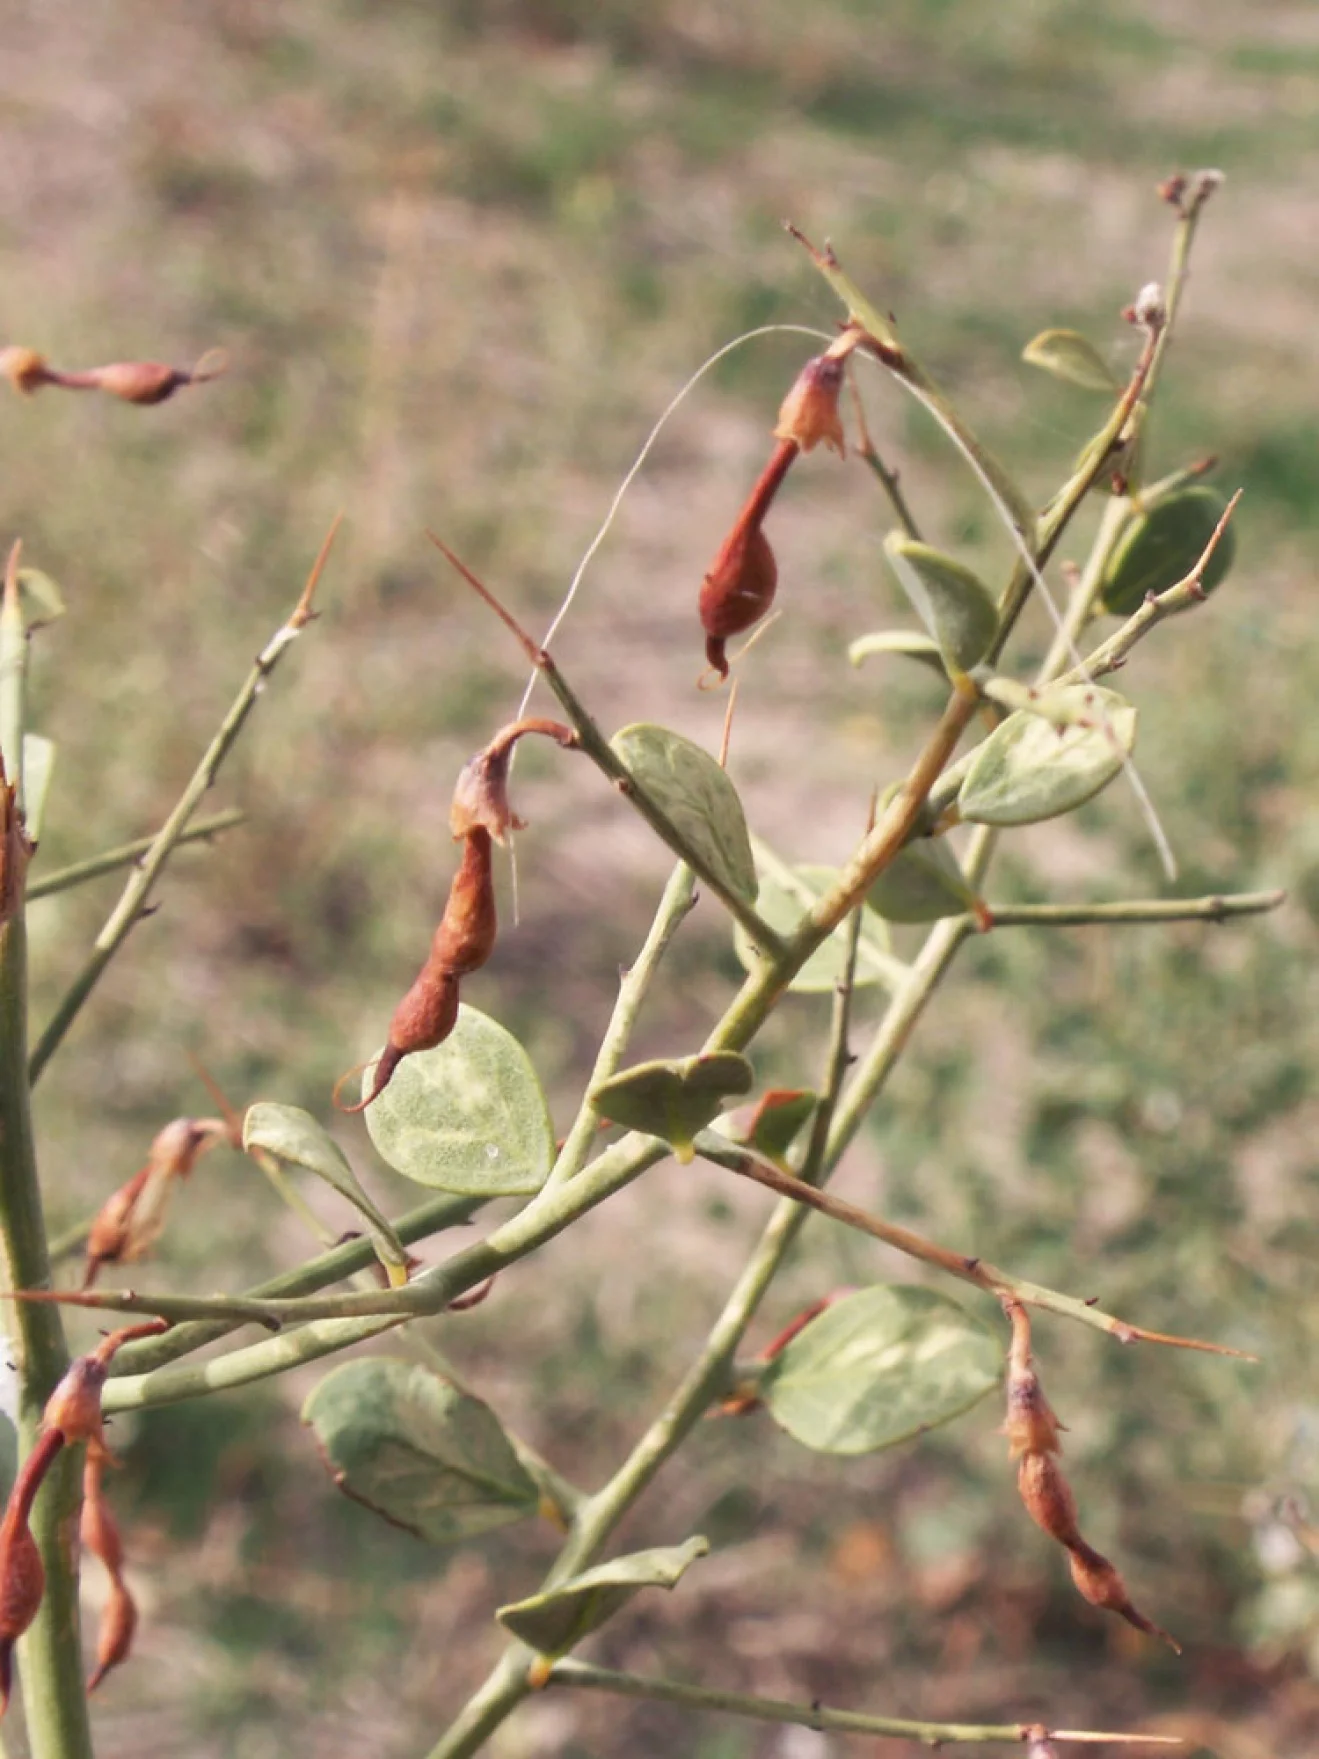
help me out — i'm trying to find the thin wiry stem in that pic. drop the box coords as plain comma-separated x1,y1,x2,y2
28,809,245,902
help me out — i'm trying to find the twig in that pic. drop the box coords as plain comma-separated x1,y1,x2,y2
546,1660,1183,1748
969,890,1283,929
29,518,341,1082
29,809,245,903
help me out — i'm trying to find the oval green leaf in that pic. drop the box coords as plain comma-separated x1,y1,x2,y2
243,1101,409,1284
1022,328,1120,394
848,630,947,675
761,1284,1000,1455
869,835,977,924
717,1089,818,1162
958,685,1137,827
735,849,907,994
1099,486,1236,617
496,1536,709,1656
610,722,756,903
590,1053,753,1163
882,535,999,672
302,1358,540,1543
364,1004,554,1196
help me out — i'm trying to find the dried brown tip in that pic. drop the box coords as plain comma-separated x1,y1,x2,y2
1067,1541,1181,1653
0,346,55,396
87,1575,137,1692
774,353,847,455
449,720,576,844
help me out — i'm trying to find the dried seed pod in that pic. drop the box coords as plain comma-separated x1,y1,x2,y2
1066,1540,1181,1652
83,1116,229,1287
428,828,497,975
1017,1452,1081,1547
1002,1299,1065,1459
358,964,461,1109
43,1355,112,1462
0,346,55,395
700,525,778,680
82,1457,138,1692
87,361,190,405
0,1429,64,1719
773,353,846,455
449,718,576,845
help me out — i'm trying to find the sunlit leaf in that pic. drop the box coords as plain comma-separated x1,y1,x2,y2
882,535,999,672
958,686,1137,827
1022,328,1120,393
243,1102,410,1284
496,1536,709,1656
1099,487,1236,617
364,1004,554,1196
610,722,756,902
590,1053,753,1163
761,1284,1000,1454
848,630,947,675
302,1358,540,1543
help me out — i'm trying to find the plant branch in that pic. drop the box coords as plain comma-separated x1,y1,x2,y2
0,558,93,1757
972,891,1283,929
29,516,341,1083
28,809,245,902
428,535,785,954
698,1138,1252,1358
545,1661,1182,1748
544,859,697,1193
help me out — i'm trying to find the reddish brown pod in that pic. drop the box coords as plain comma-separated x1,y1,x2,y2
82,1457,138,1693
83,1115,231,1288
0,344,226,404
0,1429,63,1718
1067,1540,1182,1653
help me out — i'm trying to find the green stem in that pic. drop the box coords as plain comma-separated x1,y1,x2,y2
0,571,93,1757
544,1661,1180,1748
29,523,338,1083
976,891,1283,929
28,810,245,903
544,860,696,1193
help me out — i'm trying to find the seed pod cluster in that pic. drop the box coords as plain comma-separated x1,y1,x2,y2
1003,1300,1180,1653
0,344,226,405
0,1322,163,1717
83,1115,234,1289
698,333,855,681
347,719,576,1110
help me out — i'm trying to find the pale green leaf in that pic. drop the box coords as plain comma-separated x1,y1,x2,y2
22,734,56,842
302,1358,539,1544
590,1053,753,1163
364,1004,554,1196
496,1536,709,1656
243,1102,409,1283
869,835,977,924
882,535,999,672
958,685,1137,827
848,630,947,675
736,845,908,994
762,1285,1000,1454
610,723,756,902
16,568,65,630
1022,328,1120,393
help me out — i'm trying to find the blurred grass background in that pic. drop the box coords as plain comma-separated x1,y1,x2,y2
1,0,1318,1754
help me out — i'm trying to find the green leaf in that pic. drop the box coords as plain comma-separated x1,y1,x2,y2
302,1358,540,1543
590,1053,753,1163
243,1102,410,1285
761,1284,1000,1455
958,685,1137,827
22,734,55,842
496,1536,709,1656
869,835,977,924
736,846,907,994
1099,486,1236,617
1022,328,1120,393
15,568,65,630
364,1004,555,1196
848,630,947,675
717,1088,818,1162
610,723,756,903
882,534,999,672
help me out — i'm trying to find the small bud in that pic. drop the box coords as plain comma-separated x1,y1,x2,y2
0,346,54,396
449,718,576,845
42,1355,111,1460
1124,282,1166,329
773,354,846,455
1017,1452,1081,1546
83,1116,227,1287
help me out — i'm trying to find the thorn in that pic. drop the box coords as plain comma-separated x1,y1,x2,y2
290,512,342,630
427,533,543,666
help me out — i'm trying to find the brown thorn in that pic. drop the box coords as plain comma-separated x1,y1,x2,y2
427,533,542,666
290,512,343,630
186,1053,244,1147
